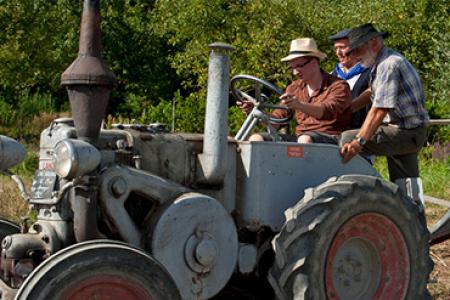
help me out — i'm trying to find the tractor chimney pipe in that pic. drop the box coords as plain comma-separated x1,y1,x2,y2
61,0,116,143
197,43,234,185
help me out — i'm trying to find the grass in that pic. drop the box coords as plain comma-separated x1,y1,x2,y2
0,175,30,223
374,151,450,200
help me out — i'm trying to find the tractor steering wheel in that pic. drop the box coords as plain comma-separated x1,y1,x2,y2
231,74,293,141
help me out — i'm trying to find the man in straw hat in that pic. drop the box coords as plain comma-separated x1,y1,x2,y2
238,37,352,144
340,23,429,183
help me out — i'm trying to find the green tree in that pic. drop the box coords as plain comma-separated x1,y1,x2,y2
152,0,449,136
0,0,448,139
0,0,80,103
0,0,178,114
101,0,178,115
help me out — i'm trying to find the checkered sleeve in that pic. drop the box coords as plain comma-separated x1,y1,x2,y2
372,61,399,109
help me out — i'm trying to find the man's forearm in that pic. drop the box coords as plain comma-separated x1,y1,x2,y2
351,89,372,112
297,101,324,119
340,107,388,163
357,107,388,140
280,93,324,119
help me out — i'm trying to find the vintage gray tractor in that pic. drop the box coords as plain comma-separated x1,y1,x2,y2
0,1,434,299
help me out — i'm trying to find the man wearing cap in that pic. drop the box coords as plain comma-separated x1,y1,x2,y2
238,37,352,144
340,23,430,183
329,29,371,129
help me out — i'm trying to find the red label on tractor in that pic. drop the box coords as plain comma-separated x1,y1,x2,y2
287,146,304,158
39,160,54,170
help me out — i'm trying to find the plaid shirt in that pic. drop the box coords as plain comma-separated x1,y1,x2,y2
370,47,429,129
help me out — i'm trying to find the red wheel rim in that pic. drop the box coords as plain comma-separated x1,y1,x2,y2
60,275,153,300
325,213,409,299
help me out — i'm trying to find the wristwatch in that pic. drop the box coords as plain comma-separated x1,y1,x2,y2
354,136,366,146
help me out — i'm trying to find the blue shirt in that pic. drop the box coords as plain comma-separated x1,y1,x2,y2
370,47,429,129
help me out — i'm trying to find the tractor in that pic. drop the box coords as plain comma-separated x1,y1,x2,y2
0,1,434,299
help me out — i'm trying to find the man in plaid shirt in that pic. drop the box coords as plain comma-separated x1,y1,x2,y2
340,23,429,182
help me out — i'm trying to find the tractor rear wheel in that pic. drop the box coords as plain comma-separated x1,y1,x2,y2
268,175,433,300
15,240,181,300
0,218,20,241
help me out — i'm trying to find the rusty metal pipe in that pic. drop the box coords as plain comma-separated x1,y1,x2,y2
61,0,116,143
70,184,104,242
79,0,101,57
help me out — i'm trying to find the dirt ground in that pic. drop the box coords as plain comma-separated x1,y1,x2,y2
427,204,450,299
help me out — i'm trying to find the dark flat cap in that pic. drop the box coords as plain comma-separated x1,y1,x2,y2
346,23,389,55
328,28,351,41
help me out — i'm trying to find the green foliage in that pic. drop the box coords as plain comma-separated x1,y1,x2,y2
373,157,389,180
139,90,207,133
0,0,448,140
11,151,39,177
422,3,450,142
374,147,450,200
0,0,80,102
428,100,450,143
420,157,450,200
101,0,178,113
229,106,246,136
135,88,261,135
0,0,177,114
152,0,306,89
0,91,54,140
152,0,449,138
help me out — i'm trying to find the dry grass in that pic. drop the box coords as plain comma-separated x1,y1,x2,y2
0,176,30,223
0,176,449,298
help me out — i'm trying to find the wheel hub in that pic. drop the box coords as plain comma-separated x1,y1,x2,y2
195,238,218,267
185,233,218,272
325,213,410,299
336,254,363,285
331,238,380,297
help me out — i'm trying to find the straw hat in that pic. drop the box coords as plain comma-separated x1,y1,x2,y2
281,38,327,62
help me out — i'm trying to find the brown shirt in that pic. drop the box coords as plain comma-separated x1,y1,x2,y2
273,72,352,136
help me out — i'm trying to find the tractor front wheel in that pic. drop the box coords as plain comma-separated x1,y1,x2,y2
268,175,433,299
15,240,181,300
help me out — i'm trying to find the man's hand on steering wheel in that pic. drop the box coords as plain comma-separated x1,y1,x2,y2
231,74,294,141
231,74,292,124
280,93,301,110
236,100,254,116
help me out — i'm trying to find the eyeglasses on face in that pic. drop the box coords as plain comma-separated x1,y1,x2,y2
292,57,313,69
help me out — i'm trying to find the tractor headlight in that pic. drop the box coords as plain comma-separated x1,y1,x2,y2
53,139,101,179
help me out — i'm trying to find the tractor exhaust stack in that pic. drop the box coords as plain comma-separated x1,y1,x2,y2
197,42,234,185
61,0,116,143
